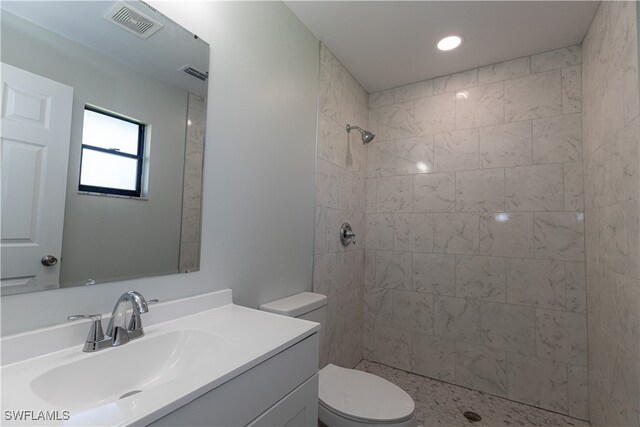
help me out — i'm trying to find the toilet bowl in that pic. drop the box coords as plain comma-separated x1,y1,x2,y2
260,292,417,427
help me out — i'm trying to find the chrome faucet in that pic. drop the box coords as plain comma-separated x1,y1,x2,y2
68,291,157,352
106,290,149,345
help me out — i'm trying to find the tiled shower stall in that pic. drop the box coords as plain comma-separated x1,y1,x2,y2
314,1,639,424
364,45,586,418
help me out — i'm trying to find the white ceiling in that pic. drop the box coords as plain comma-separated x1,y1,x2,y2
285,1,600,93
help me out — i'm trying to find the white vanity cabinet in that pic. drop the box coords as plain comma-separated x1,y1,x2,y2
149,333,319,427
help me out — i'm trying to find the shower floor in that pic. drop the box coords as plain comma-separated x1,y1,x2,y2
354,360,590,427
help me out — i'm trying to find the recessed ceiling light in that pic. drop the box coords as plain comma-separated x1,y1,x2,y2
437,35,463,51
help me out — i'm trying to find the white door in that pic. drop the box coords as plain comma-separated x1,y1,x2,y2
1,62,74,295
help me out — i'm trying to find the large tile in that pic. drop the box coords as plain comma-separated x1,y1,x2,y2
414,172,455,212
395,79,433,102
534,212,585,261
479,212,534,258
456,169,506,212
601,200,640,280
478,57,531,84
411,333,456,381
456,342,507,397
455,82,504,129
392,290,433,332
373,325,412,371
456,255,506,302
393,213,434,252
336,250,355,291
413,253,456,296
434,129,478,172
434,69,478,94
313,252,338,297
318,78,342,122
365,250,375,287
531,45,581,73
369,89,395,109
532,113,582,164
366,213,394,250
507,353,568,414
565,261,586,313
434,213,479,254
608,117,640,204
365,178,377,212
505,70,562,121
323,208,345,253
414,93,456,135
317,112,342,166
433,296,481,343
479,121,532,168
375,251,413,290
316,159,339,208
364,286,393,325
608,343,640,427
568,364,589,420
367,142,395,178
376,176,413,213
506,258,567,310
506,164,564,211
614,273,640,355
562,65,582,114
337,168,353,211
378,101,414,141
363,322,373,359
536,309,587,365
564,162,584,211
480,302,536,354
623,36,640,123
395,136,434,175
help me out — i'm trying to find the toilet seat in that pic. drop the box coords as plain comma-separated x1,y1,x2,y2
319,364,415,424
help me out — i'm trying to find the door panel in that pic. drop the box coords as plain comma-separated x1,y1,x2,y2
1,62,73,295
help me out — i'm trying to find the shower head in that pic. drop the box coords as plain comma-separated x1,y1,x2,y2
346,124,375,144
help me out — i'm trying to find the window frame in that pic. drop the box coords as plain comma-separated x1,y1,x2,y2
79,106,145,198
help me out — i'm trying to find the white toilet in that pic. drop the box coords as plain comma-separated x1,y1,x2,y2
260,292,416,427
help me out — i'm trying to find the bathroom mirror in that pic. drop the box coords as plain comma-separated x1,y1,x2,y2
0,1,209,295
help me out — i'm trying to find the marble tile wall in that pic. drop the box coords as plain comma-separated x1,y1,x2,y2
582,2,640,426
365,46,588,419
314,43,367,368
179,93,205,273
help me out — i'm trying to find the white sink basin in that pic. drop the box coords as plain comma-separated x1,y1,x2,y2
1,290,320,426
30,329,228,410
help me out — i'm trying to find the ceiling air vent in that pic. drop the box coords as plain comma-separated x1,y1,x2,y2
104,2,163,39
179,65,208,82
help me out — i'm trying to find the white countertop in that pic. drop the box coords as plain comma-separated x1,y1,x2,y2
0,290,320,426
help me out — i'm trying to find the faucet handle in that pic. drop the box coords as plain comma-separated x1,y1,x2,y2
68,314,105,347
68,313,102,322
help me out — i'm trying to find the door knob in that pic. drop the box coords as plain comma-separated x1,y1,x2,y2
41,255,58,267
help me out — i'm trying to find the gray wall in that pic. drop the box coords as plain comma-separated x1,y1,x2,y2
583,2,640,425
1,1,319,335
1,11,187,286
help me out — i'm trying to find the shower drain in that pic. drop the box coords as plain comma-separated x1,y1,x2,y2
463,411,482,422
119,390,142,399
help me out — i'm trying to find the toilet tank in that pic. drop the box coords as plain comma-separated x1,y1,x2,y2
259,292,327,350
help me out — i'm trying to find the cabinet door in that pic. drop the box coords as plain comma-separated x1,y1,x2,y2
249,374,318,427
